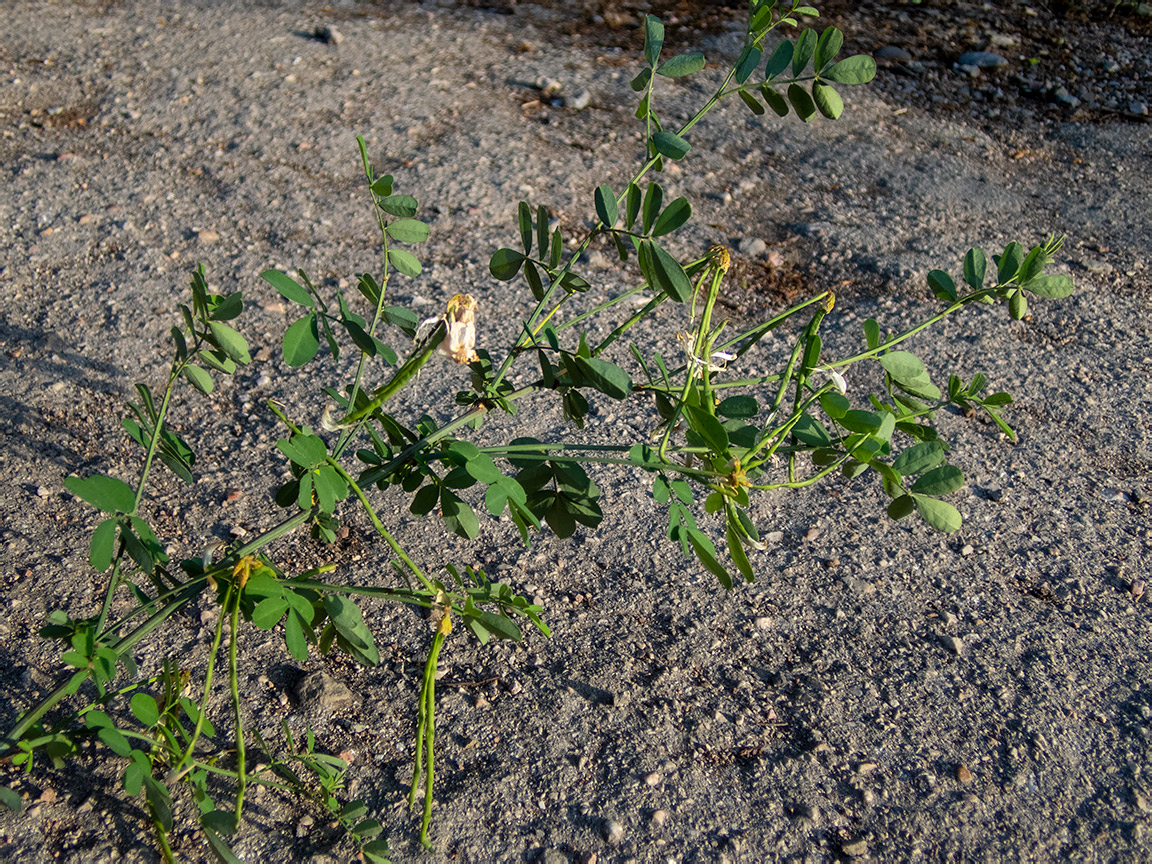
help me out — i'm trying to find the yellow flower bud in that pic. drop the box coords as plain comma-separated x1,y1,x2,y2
707,244,731,274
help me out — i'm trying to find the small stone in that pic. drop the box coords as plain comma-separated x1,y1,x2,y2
196,229,220,244
843,576,876,597
1084,260,1113,275
37,788,57,804
314,25,344,45
1052,86,1080,107
737,237,767,257
941,610,959,626
1130,102,1149,116
961,544,974,556
540,851,570,864
644,772,662,787
564,89,591,111
603,819,625,845
842,839,868,857
855,761,878,775
958,51,1008,68
754,616,773,630
957,764,974,784
989,33,1020,48
651,809,669,826
875,45,912,63
805,526,821,541
295,671,360,715
296,815,314,837
35,486,50,499
474,694,489,709
937,633,964,656
765,531,784,544
536,77,562,95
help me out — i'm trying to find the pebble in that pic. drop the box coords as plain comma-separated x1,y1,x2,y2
644,771,662,787
737,237,767,257
35,486,49,498
937,633,964,656
875,45,912,63
564,89,591,111
295,670,360,715
540,851,569,864
603,819,625,845
753,616,773,630
842,839,869,857
1053,86,1080,108
196,229,220,244
843,576,876,597
958,51,1008,68
651,809,669,826
1131,101,1149,116
295,815,314,837
1083,260,1114,275
314,25,344,45
957,764,974,784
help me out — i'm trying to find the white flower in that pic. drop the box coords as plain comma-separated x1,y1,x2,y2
688,349,736,373
817,365,847,395
678,332,735,373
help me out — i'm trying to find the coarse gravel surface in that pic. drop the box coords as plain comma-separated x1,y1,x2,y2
1,1,1150,862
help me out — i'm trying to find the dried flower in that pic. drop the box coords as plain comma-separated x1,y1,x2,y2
438,293,479,364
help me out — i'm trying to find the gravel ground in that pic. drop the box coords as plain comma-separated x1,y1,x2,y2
1,1,1150,862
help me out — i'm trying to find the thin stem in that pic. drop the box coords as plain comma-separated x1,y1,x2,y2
151,812,176,864
751,451,852,490
326,459,434,592
169,580,235,784
824,289,994,370
229,594,246,821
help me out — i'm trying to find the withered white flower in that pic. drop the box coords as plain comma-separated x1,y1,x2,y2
438,293,479,364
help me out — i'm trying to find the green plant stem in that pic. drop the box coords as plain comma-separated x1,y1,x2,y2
410,624,447,851
752,451,852,490
95,362,183,639
229,594,247,821
743,384,832,471
824,289,994,370
332,170,396,463
151,811,177,864
169,580,235,784
325,459,434,592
